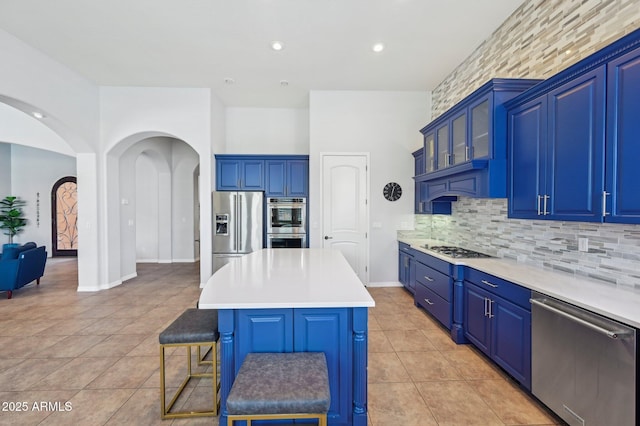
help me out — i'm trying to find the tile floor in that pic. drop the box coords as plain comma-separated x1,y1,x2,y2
0,259,561,425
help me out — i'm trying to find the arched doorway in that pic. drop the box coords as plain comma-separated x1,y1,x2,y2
51,176,78,256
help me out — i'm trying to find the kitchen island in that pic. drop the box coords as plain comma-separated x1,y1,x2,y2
199,248,375,426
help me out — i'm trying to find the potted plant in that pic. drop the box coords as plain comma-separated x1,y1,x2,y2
0,196,27,246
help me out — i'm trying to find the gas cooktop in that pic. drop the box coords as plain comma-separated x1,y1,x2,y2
424,245,492,259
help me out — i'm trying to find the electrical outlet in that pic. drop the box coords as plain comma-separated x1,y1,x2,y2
578,237,589,252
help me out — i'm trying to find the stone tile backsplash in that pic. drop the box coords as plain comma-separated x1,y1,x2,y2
407,197,640,290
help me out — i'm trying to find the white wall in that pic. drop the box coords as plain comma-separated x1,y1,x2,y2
0,143,11,197
135,153,160,261
225,107,309,154
0,103,75,156
9,144,76,248
309,91,430,284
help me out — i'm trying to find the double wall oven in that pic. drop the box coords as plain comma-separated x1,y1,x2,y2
266,197,307,248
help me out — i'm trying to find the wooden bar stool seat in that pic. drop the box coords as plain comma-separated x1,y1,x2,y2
159,308,220,419
226,352,330,425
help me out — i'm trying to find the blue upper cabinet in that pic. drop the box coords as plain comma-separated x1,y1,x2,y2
508,68,606,221
216,155,308,196
265,157,309,197
507,28,640,224
417,79,540,201
606,46,640,223
215,156,264,191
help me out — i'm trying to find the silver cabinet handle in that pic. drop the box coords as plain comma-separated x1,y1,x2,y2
487,299,494,318
465,146,470,162
424,276,434,282
602,191,609,216
537,195,542,215
530,298,632,339
484,298,489,317
481,279,498,288
543,194,550,215
424,298,434,305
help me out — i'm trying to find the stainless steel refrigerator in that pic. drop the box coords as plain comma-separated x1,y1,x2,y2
212,191,263,273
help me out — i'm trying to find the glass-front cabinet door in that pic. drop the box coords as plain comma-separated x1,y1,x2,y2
424,132,435,173
436,124,449,170
452,112,467,165
470,98,490,159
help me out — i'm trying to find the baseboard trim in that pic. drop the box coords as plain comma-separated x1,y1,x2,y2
366,281,403,288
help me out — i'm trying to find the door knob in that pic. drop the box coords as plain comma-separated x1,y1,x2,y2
324,236,333,240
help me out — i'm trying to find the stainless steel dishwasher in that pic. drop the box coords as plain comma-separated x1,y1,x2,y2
531,292,636,426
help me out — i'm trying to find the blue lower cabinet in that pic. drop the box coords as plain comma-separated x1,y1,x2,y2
463,274,531,390
415,282,451,329
294,309,351,426
220,307,367,426
235,309,294,373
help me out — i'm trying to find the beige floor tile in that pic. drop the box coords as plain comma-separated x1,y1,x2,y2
397,351,463,382
471,379,559,425
86,356,159,389
373,313,418,331
367,314,381,331
104,387,166,425
33,357,119,390
422,327,468,351
35,318,100,336
441,346,504,380
0,358,73,391
368,352,410,383
368,330,394,353
385,329,438,352
41,334,109,358
368,382,437,426
81,334,148,357
416,380,503,425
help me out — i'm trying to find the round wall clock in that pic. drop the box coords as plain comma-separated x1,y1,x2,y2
383,182,402,201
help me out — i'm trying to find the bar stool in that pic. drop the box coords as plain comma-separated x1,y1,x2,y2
226,352,331,425
159,308,220,419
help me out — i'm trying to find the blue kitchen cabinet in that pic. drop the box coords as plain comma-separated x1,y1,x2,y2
398,242,415,293
416,78,540,200
606,46,640,223
215,156,264,191
508,67,605,221
413,148,456,214
294,309,351,426
463,269,531,390
265,157,309,197
229,307,361,426
235,309,294,374
412,250,454,331
507,29,640,224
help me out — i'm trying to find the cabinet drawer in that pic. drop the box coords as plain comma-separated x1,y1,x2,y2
415,283,451,329
415,262,451,302
398,242,414,256
465,268,531,310
413,250,453,275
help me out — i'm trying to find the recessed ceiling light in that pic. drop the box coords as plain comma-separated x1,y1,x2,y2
372,43,385,53
224,77,235,85
280,80,289,87
32,111,45,119
271,41,284,51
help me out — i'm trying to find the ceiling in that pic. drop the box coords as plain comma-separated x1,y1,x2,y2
0,0,525,108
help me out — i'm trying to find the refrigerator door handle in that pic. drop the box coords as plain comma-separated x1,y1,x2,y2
232,194,237,251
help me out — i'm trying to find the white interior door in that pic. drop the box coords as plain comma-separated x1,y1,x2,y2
321,154,369,284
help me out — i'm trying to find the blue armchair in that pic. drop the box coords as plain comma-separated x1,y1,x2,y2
0,243,47,299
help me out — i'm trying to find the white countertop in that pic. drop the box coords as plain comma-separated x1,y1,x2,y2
399,238,640,328
199,248,375,309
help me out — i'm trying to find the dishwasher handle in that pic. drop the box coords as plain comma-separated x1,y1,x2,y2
530,298,632,340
